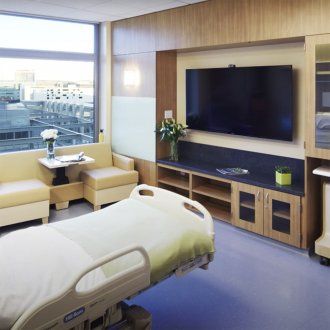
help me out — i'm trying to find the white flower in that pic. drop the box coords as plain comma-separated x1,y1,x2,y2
40,129,58,141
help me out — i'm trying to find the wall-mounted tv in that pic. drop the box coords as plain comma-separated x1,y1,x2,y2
186,65,293,141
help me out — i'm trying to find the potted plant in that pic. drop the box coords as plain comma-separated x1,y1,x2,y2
156,119,188,162
275,166,292,185
41,129,58,160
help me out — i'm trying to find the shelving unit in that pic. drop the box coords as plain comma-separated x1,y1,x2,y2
158,175,189,191
157,164,232,223
193,183,231,202
157,163,302,247
192,172,232,223
158,182,190,198
193,192,232,223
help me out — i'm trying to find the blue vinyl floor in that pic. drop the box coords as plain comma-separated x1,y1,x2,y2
131,220,330,330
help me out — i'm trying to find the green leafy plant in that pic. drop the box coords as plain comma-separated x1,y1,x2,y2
156,119,188,143
275,166,292,174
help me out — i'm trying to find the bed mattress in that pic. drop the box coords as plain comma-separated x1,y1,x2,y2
0,198,214,329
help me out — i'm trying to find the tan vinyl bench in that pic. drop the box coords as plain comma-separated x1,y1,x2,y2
81,153,139,211
0,179,50,227
0,144,138,225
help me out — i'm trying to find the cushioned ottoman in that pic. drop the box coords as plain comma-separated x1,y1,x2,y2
0,179,50,227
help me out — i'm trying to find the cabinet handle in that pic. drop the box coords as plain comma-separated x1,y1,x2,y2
257,191,260,201
265,193,269,207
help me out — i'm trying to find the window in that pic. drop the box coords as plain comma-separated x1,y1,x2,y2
0,14,98,153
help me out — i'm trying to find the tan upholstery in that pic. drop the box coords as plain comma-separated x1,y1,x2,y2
0,179,50,209
0,143,113,185
81,167,138,190
0,143,137,213
112,153,134,171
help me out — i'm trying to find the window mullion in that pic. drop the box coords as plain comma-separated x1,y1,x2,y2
0,48,94,62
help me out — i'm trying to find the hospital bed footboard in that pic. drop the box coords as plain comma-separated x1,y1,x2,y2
13,246,150,330
130,184,215,240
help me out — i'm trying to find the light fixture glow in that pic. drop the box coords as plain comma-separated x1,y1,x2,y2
123,69,140,87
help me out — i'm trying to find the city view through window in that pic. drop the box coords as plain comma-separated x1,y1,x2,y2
0,15,96,153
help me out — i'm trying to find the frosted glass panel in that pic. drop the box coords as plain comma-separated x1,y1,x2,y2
112,96,156,162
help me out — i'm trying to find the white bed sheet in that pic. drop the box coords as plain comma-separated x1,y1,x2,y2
0,226,105,330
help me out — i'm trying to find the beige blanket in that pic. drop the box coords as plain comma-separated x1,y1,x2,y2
51,198,214,282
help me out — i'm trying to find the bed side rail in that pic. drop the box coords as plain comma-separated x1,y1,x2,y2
13,245,150,330
130,184,215,239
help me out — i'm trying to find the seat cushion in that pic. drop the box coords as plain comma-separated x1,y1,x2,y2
81,167,138,190
0,179,50,209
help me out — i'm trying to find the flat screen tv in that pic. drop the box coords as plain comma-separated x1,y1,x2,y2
186,65,293,141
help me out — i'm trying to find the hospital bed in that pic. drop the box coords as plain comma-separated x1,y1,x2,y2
0,185,215,330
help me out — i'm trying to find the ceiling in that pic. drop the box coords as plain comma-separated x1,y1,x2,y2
0,0,206,23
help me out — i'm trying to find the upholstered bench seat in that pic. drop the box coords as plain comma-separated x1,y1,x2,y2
0,179,50,227
0,179,50,209
81,167,138,190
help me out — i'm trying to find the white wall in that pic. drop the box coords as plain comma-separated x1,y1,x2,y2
177,42,305,159
99,22,111,144
111,96,156,162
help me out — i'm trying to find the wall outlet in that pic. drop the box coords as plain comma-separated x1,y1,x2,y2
164,110,173,119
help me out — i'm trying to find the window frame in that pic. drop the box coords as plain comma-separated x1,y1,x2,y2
0,12,99,149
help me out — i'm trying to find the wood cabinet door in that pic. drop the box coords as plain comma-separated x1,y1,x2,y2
232,183,264,235
264,189,301,247
306,34,330,160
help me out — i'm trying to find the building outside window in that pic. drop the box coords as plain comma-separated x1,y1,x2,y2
0,14,98,153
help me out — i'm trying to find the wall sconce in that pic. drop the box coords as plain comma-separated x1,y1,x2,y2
123,69,140,87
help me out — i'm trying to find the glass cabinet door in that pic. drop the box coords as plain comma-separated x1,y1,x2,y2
263,189,301,247
233,183,263,235
315,44,330,149
306,34,330,159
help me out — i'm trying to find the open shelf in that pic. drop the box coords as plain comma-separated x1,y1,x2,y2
158,165,190,191
193,192,231,223
205,201,231,223
193,183,231,202
158,182,189,198
158,175,189,190
273,209,290,220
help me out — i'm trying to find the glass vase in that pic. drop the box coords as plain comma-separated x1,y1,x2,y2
170,141,179,162
46,140,55,160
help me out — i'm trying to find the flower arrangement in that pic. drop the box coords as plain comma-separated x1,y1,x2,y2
156,119,188,161
275,166,292,185
40,129,58,142
41,129,58,160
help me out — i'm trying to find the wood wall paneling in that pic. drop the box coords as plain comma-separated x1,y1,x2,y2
133,157,157,186
156,51,177,159
112,52,156,97
112,0,330,55
112,14,156,55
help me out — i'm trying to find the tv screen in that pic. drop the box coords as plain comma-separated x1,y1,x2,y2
186,65,293,141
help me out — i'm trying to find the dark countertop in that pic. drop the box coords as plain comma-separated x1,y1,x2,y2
157,158,305,197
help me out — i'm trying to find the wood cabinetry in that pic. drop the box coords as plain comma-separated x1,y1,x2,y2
232,183,264,235
158,163,302,248
232,183,301,247
191,174,232,223
306,34,330,160
157,164,232,223
233,182,301,247
263,189,301,247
